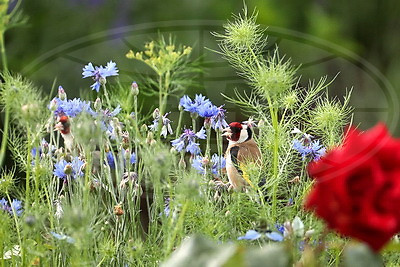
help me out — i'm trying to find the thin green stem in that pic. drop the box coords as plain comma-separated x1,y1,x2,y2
191,118,196,133
25,128,32,207
175,109,184,139
102,84,112,108
0,104,10,168
134,95,139,173
205,125,211,159
246,43,280,220
0,32,7,72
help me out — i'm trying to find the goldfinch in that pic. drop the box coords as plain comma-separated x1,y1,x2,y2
54,115,74,151
222,122,261,190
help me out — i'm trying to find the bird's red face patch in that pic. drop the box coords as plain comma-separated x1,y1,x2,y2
58,116,70,134
229,122,242,141
59,116,69,124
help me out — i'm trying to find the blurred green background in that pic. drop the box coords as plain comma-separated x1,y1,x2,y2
4,0,400,131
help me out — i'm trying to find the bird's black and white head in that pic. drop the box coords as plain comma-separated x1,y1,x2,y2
222,122,253,144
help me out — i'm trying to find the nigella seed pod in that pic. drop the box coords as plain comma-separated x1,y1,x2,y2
131,81,139,96
58,86,67,100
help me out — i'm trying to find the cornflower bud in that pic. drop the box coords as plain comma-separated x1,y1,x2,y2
131,81,139,96
58,86,67,100
94,98,102,111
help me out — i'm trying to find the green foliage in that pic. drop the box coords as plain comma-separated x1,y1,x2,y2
1,4,399,267
0,73,48,132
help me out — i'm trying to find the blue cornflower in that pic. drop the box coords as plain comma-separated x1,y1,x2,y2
89,105,121,139
106,152,116,169
210,105,229,130
191,154,226,177
266,231,284,242
105,150,136,169
50,232,75,244
179,94,211,114
53,157,85,180
171,128,206,155
197,102,219,118
82,61,119,92
0,198,23,216
162,197,170,217
59,98,91,117
211,154,226,176
0,198,7,210
10,199,23,216
191,156,205,175
50,97,91,118
293,139,325,161
122,149,137,165
149,112,173,138
275,224,285,235
31,147,40,158
238,230,262,241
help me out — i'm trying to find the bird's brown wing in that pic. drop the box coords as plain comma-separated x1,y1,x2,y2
229,140,261,173
236,140,261,163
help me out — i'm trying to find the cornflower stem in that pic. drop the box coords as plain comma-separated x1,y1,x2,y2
134,95,139,173
191,118,196,133
175,109,184,139
205,125,211,159
102,84,112,108
0,104,10,168
157,72,171,139
34,152,40,204
216,129,223,176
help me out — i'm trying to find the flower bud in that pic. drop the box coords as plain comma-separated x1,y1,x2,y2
140,124,148,133
131,82,139,96
58,86,67,100
114,204,124,216
64,164,73,175
99,77,107,86
49,99,58,111
94,98,102,111
190,112,198,120
152,108,160,120
204,118,211,129
41,139,49,154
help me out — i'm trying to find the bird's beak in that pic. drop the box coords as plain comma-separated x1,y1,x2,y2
222,127,232,138
54,122,64,132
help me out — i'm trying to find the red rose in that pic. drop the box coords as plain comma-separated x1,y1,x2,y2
304,123,400,251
